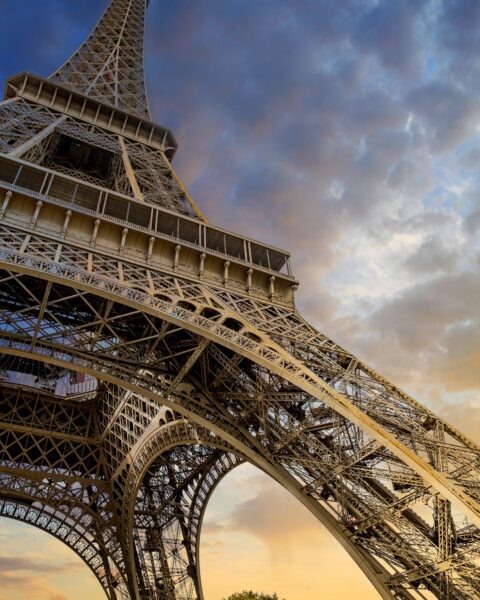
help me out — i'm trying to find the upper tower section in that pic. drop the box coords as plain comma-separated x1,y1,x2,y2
0,0,297,303
50,0,151,119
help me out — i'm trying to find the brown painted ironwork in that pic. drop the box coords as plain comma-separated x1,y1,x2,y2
0,1,479,599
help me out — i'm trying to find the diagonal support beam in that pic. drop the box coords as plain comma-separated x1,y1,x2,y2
165,337,210,396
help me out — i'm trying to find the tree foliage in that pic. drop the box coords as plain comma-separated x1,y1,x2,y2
223,592,284,600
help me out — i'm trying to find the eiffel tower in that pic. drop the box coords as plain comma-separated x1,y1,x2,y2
0,1,479,599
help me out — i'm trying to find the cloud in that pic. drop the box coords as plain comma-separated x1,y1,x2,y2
352,0,427,76
0,555,81,575
230,485,315,543
0,521,104,600
367,271,480,353
436,396,480,442
407,81,480,150
201,465,385,600
437,0,480,87
203,472,326,556
464,208,480,236
0,571,68,598
403,236,459,274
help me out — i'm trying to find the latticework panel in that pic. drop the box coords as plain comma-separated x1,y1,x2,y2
0,99,59,154
49,0,150,118
1,0,479,595
0,96,198,217
0,385,95,436
0,220,478,597
0,472,128,599
131,439,240,599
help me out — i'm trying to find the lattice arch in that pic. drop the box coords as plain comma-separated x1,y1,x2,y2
0,233,479,597
120,419,243,599
1,0,479,597
0,494,130,599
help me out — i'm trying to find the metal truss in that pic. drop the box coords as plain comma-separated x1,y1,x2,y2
0,227,478,598
0,1,479,599
0,99,60,155
0,97,197,217
127,427,241,599
50,0,151,118
0,495,127,597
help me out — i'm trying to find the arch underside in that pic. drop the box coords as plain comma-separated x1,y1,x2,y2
0,480,129,599
0,431,241,600
0,228,479,599
130,438,242,599
0,368,241,599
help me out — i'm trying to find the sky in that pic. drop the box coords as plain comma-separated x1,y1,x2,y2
1,0,480,598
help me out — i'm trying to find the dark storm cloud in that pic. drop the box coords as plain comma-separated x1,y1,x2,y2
351,0,427,76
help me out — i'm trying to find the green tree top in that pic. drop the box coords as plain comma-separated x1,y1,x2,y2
223,592,284,600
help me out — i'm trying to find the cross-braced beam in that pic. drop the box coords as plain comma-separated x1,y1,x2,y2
50,0,151,118
1,0,479,597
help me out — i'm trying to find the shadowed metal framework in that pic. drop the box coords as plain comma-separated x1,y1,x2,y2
0,1,479,598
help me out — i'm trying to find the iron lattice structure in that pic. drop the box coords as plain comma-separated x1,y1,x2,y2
0,1,479,599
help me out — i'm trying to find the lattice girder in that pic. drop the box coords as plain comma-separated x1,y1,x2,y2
0,475,129,599
0,225,476,517
0,95,197,216
3,209,472,598
0,384,97,439
0,232,478,597
1,0,479,597
0,98,60,155
122,421,242,599
49,0,150,118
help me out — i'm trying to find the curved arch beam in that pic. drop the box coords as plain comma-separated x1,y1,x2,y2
2,339,472,599
121,420,245,598
0,244,478,529
121,420,397,600
0,334,397,599
0,494,129,599
0,241,477,595
124,428,241,599
187,452,243,600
